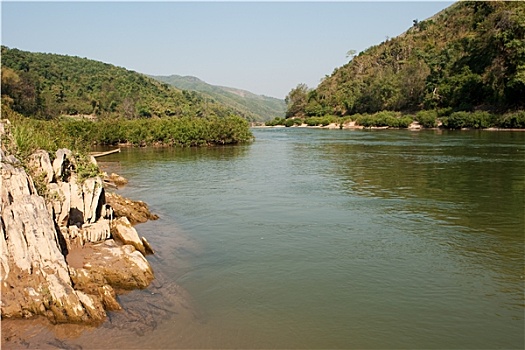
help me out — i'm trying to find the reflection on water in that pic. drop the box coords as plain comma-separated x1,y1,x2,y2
4,128,523,349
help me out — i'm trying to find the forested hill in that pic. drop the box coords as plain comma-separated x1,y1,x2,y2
287,1,525,118
0,46,239,120
153,75,286,122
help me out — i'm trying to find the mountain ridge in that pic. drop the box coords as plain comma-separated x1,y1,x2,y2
153,74,286,122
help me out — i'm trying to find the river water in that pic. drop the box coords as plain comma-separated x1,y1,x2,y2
94,128,523,349
8,128,523,349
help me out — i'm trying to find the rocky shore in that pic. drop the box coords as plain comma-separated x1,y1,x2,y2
1,120,158,325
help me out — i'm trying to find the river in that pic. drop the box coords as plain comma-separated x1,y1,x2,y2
8,128,525,349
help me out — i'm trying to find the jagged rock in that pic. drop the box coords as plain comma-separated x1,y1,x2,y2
75,290,106,321
69,268,121,311
29,150,54,184
83,177,105,224
0,159,102,324
111,217,146,255
69,179,84,226
53,148,72,181
47,182,71,226
142,237,155,255
82,219,111,244
106,192,159,225
1,120,156,325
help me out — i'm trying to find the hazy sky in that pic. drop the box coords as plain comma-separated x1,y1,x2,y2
1,1,454,99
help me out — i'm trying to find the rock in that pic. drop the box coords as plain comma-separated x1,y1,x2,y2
1,121,156,325
69,179,84,226
53,148,72,181
141,237,155,255
0,159,99,324
69,267,121,311
108,173,128,187
82,219,111,244
68,240,154,290
29,150,54,184
111,217,146,255
75,290,106,322
105,192,159,225
82,177,105,224
47,182,71,227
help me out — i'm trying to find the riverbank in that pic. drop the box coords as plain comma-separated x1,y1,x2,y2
1,152,197,348
253,122,525,131
1,119,196,347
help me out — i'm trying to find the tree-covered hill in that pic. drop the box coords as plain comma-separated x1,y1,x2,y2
1,46,239,120
286,1,525,118
153,74,286,122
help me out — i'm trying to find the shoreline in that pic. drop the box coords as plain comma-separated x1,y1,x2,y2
1,156,198,349
252,123,525,131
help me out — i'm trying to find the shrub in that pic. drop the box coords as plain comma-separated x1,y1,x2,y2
265,117,285,126
442,111,494,129
284,118,296,127
495,111,525,128
416,110,438,128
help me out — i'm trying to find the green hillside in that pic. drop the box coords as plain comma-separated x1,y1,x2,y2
1,47,253,150
153,75,286,122
286,1,525,119
1,46,239,120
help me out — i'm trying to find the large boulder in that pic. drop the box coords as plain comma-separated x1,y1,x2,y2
1,121,156,325
0,159,104,324
105,192,159,225
66,239,154,290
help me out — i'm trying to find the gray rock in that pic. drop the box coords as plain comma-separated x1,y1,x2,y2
0,159,99,323
82,219,111,244
29,150,54,184
83,177,105,224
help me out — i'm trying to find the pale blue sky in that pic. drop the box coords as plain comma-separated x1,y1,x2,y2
1,1,454,99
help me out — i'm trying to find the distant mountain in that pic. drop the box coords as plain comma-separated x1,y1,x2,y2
287,1,525,117
153,75,286,122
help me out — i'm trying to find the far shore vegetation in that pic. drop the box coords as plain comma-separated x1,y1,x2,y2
2,109,253,161
1,45,253,161
265,109,525,129
281,2,525,130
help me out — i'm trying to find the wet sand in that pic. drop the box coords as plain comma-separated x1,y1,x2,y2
2,224,199,349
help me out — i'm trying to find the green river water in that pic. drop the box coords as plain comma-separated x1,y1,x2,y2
100,128,524,349
18,128,522,349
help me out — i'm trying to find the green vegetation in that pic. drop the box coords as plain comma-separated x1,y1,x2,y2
285,2,525,128
265,110,525,129
1,46,240,120
4,111,252,154
354,112,413,128
1,46,254,159
153,75,286,122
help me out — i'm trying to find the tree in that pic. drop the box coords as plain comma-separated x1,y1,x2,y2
346,49,357,60
285,83,309,118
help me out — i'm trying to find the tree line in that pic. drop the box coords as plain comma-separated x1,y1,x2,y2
1,46,241,120
284,1,525,127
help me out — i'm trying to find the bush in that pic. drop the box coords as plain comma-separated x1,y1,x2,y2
416,110,438,128
265,117,285,126
355,111,412,128
495,111,525,128
284,118,296,127
442,111,494,129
